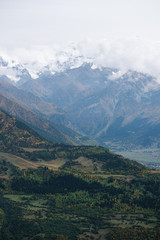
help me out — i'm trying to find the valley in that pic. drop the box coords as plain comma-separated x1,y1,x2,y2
105,141,160,169
1,59,160,155
115,148,160,170
1,1,160,239
0,56,160,239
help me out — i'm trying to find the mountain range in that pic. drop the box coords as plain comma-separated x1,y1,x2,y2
0,52,160,240
0,55,160,151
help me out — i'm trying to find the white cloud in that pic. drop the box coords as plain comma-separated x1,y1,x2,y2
77,38,160,80
1,37,160,82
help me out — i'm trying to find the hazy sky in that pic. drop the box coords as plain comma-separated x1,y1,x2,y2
1,0,160,48
1,0,160,80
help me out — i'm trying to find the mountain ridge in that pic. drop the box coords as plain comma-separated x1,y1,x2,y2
0,93,94,146
1,56,160,150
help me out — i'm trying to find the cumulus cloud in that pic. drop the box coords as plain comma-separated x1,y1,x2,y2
1,37,160,82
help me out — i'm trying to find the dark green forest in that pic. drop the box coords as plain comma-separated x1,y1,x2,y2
0,165,160,240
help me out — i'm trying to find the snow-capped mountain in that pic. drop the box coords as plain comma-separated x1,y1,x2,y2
12,61,160,150
0,45,94,82
1,50,160,150
0,56,32,83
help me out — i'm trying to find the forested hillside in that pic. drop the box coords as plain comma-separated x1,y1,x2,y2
0,109,49,151
0,164,160,239
0,109,159,239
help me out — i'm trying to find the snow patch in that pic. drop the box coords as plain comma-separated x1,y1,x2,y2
6,74,20,82
108,70,126,80
91,64,98,70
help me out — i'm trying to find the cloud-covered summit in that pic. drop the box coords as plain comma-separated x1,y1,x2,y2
1,38,160,82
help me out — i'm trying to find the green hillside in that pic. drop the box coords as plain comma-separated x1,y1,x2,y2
0,109,146,174
0,109,160,240
0,163,160,240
